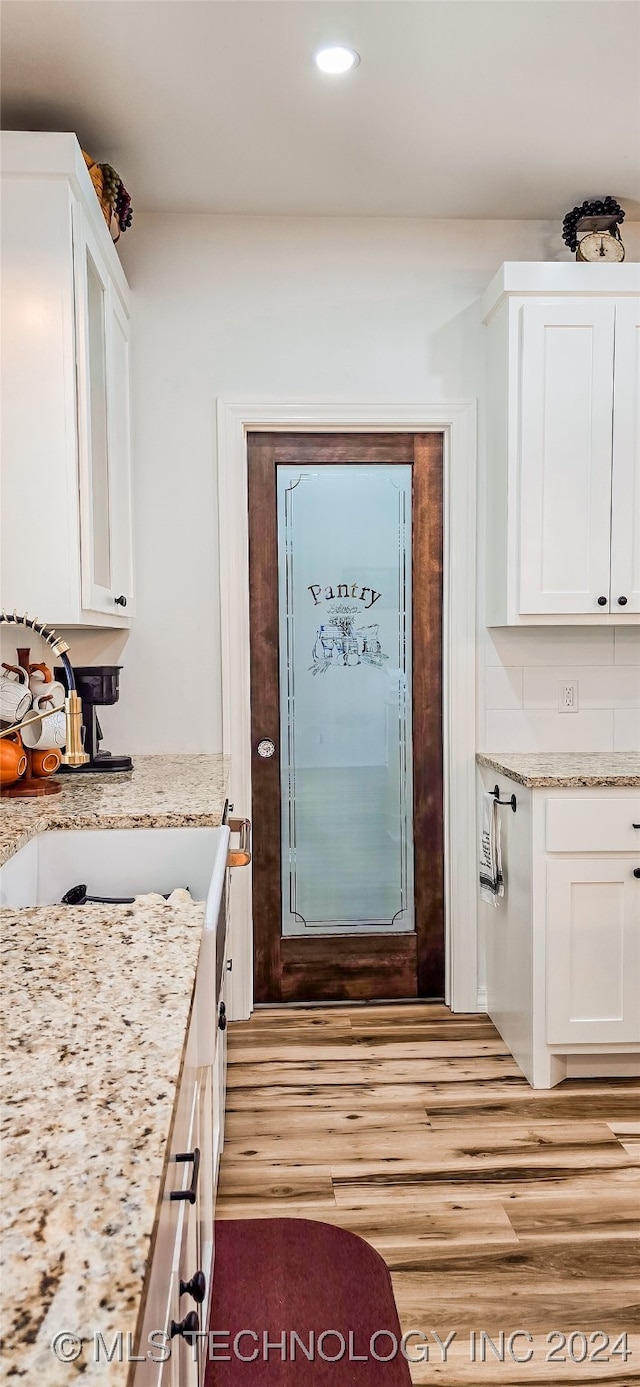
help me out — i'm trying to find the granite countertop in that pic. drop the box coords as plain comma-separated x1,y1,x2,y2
0,755,231,1381
0,753,230,866
477,751,640,788
1,890,205,1384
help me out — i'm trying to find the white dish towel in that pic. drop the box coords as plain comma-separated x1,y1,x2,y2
479,791,504,906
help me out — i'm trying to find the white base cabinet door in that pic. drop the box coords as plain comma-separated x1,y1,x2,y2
546,857,640,1045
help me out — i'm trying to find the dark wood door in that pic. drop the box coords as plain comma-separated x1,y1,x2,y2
248,432,444,1003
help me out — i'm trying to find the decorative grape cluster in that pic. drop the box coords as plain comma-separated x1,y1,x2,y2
562,197,624,253
99,163,134,235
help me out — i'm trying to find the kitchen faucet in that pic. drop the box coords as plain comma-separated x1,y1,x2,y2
0,611,89,766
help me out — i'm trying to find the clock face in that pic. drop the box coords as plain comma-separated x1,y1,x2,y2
577,230,625,263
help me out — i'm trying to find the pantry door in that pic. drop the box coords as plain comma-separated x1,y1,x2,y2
248,433,444,1003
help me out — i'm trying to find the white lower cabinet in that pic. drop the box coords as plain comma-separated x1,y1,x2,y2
479,769,640,1087
134,882,231,1385
547,858,640,1045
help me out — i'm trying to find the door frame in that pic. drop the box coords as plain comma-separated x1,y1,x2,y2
217,399,478,1019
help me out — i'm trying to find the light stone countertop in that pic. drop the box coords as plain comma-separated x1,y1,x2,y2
0,755,231,1382
476,751,640,788
1,892,205,1384
0,753,230,866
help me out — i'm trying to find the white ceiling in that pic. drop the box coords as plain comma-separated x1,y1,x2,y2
1,1,639,219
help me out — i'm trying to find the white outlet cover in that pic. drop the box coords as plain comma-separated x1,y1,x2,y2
558,681,579,712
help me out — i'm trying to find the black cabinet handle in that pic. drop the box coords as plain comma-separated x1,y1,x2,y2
596,595,608,606
218,1001,227,1031
180,1270,206,1304
633,868,640,879
114,595,127,607
170,1147,200,1204
170,1310,199,1341
617,596,628,606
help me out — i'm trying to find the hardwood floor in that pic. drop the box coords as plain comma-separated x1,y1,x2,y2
216,1004,640,1384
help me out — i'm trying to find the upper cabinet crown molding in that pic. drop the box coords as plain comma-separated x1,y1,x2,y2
482,260,640,322
1,131,134,628
483,262,640,626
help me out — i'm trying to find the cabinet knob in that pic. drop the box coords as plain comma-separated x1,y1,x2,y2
114,595,127,608
180,1270,206,1304
617,596,628,606
170,1310,199,1341
218,1001,227,1031
596,595,608,607
633,868,640,879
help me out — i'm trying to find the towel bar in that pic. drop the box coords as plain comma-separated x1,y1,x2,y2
493,784,517,813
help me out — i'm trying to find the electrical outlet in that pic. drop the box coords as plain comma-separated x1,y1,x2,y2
559,681,579,713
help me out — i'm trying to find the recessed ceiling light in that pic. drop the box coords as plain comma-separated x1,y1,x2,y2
314,46,360,75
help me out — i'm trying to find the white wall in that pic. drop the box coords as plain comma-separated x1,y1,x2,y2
6,214,637,754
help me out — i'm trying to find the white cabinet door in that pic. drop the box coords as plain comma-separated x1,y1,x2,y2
519,300,615,615
611,299,640,615
546,858,640,1044
73,203,133,618
106,284,135,615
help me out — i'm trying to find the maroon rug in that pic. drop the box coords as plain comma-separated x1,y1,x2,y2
205,1218,413,1384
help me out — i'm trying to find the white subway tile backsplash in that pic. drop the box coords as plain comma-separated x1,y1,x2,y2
614,626,640,665
613,708,640,751
483,709,614,754
485,665,524,709
523,665,640,710
485,626,615,668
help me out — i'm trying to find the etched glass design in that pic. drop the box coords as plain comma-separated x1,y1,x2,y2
277,464,413,936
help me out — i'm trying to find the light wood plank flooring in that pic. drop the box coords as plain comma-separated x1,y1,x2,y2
216,1004,640,1384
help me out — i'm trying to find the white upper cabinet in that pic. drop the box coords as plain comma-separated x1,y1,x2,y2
0,132,134,627
610,298,640,615
483,263,640,625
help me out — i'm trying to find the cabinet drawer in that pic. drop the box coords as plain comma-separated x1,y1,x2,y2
546,797,640,853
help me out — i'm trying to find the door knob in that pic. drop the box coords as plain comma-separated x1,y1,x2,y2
180,1270,206,1303
633,868,640,879
617,596,628,606
596,595,607,606
257,738,276,758
114,595,127,607
218,1001,227,1031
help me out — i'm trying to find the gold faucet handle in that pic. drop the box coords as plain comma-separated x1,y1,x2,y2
60,691,89,767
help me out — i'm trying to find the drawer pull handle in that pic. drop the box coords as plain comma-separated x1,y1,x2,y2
170,1310,199,1341
170,1147,200,1204
180,1270,206,1304
228,816,251,868
634,868,640,879
218,1001,227,1032
633,824,640,830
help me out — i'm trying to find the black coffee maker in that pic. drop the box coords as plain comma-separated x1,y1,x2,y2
56,665,133,773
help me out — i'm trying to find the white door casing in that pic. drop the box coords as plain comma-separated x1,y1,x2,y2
216,400,478,1019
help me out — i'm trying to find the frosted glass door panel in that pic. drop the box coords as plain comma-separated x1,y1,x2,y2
277,465,413,936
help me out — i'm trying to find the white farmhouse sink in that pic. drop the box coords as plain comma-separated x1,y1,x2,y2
0,826,228,918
